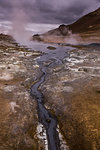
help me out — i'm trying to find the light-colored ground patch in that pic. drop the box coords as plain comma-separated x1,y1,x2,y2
10,102,20,113
3,85,16,92
0,71,14,80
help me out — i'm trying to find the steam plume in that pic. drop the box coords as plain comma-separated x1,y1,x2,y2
10,1,31,44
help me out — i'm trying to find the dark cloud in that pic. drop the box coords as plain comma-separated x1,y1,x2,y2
0,0,100,24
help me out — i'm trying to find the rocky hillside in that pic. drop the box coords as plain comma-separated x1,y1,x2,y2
32,7,100,44
67,7,100,33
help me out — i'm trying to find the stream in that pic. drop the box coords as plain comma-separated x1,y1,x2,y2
29,41,74,150
31,63,60,150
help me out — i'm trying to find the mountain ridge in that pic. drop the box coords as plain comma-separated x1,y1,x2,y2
32,7,100,44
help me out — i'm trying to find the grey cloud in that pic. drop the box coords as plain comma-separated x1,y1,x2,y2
0,0,100,24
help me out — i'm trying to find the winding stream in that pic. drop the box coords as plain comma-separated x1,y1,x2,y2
29,42,73,150
31,64,60,150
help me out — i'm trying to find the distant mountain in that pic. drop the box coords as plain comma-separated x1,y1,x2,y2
32,7,100,44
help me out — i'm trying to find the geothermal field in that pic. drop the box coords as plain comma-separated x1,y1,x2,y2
0,1,100,150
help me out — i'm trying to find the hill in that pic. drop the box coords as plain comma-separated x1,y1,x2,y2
32,7,100,44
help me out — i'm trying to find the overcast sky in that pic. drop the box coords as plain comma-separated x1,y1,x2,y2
0,0,100,24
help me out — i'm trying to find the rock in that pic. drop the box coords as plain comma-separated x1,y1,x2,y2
32,34,43,41
47,46,56,50
78,68,88,72
58,24,69,36
46,119,51,123
7,66,11,69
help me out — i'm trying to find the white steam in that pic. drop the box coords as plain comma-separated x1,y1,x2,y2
10,1,32,44
39,28,82,45
64,31,82,45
